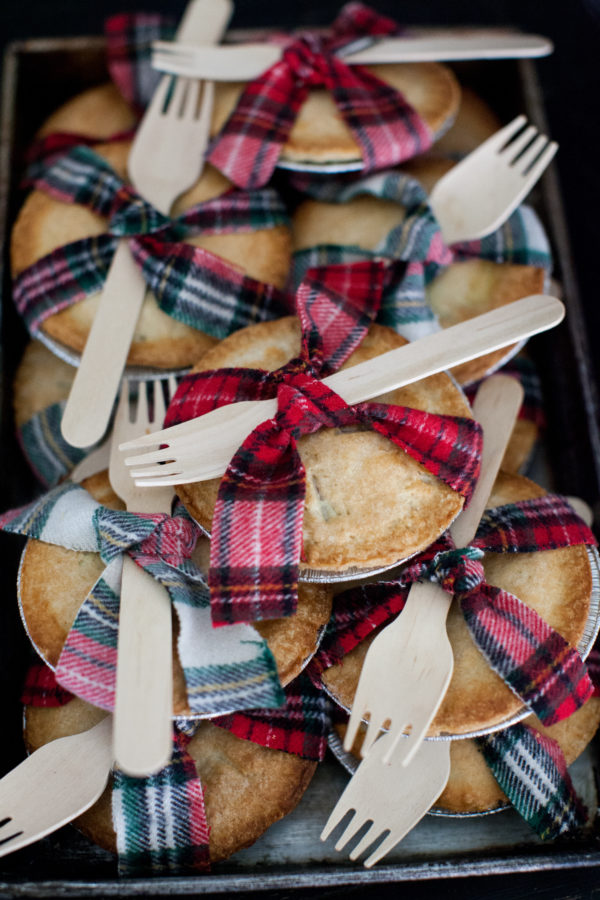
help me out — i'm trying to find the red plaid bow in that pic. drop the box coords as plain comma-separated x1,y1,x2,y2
165,260,482,627
95,505,198,570
309,495,597,727
21,660,74,707
207,2,433,189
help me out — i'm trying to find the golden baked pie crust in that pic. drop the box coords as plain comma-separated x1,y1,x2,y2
323,471,594,736
175,317,474,573
24,698,316,862
18,471,333,714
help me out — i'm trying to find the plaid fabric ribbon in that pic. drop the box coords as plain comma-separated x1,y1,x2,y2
309,494,596,727
17,400,89,488
289,169,552,344
211,672,333,762
477,721,588,839
14,145,291,341
20,659,74,707
23,13,174,181
207,3,433,189
165,260,482,627
2,482,283,714
105,12,174,110
589,647,600,696
113,729,211,876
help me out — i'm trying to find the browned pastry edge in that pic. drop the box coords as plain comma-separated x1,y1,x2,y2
24,699,317,862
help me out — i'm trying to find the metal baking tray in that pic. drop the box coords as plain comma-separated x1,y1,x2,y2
1,31,600,896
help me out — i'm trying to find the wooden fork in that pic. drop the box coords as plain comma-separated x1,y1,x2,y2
119,295,563,486
60,0,232,449
151,32,553,79
343,375,524,767
428,114,558,244
321,731,451,868
108,378,178,776
0,717,112,858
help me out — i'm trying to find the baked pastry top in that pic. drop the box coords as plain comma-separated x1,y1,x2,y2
322,471,594,736
18,471,333,713
174,316,475,574
11,137,291,369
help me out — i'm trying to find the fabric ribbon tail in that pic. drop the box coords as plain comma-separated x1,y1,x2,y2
207,62,305,190
377,259,442,342
461,584,593,727
172,581,285,714
18,401,88,488
212,673,333,761
129,234,291,338
208,416,306,625
307,580,409,679
478,721,588,840
105,12,174,110
329,58,433,172
21,660,75,707
54,560,122,711
113,729,211,875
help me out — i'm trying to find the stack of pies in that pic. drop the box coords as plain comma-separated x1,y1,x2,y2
290,156,546,386
320,471,599,738
6,13,598,871
332,694,600,816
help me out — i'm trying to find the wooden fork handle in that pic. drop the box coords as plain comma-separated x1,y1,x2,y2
450,375,524,547
328,295,563,406
0,717,112,859
60,240,146,449
152,33,552,81
113,556,173,776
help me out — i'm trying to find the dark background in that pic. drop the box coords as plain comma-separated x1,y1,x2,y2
1,0,600,898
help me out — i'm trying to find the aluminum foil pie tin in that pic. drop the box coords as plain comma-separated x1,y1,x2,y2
320,544,600,741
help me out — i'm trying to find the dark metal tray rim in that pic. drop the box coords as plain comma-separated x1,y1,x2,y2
3,852,600,896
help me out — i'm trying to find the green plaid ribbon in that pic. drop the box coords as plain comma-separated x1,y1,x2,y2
14,145,291,341
113,729,211,875
478,721,588,839
1,482,284,715
289,169,552,343
18,400,88,487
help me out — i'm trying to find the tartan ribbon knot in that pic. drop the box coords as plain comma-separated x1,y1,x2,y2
106,184,171,238
274,368,352,438
281,35,334,85
206,3,433,189
165,260,482,627
310,495,597,729
14,144,291,340
94,504,197,568
0,482,283,717
423,542,486,595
